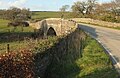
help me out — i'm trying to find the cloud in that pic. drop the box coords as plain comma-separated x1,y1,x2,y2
10,0,28,8
73,0,86,2
0,1,9,9
0,1,2,5
0,0,28,9
30,4,52,11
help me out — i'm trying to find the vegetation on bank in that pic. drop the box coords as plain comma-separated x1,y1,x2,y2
76,37,118,78
0,36,59,78
0,23,119,77
45,29,119,78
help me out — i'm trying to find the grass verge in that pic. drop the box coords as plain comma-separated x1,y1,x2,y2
76,37,119,78
45,29,119,78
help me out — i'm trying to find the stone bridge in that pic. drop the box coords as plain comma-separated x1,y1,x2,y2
29,18,78,36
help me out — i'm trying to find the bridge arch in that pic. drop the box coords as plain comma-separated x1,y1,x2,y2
47,27,57,36
31,18,77,37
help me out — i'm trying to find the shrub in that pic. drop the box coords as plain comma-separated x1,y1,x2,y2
0,50,34,78
97,15,117,22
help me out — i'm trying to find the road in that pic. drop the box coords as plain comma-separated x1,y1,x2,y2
78,23,120,73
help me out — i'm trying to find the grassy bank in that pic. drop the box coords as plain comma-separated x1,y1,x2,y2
46,32,119,78
0,25,119,77
0,36,59,78
76,37,118,78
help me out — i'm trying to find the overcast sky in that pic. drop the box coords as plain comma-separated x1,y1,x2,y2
0,0,112,11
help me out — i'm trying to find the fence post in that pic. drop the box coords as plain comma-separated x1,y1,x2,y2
21,25,24,32
18,35,20,43
6,44,10,53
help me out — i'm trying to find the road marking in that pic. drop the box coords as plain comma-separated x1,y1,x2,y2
79,24,120,74
84,31,120,73
98,40,120,68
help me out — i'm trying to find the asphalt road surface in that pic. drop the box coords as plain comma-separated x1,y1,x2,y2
78,23,120,73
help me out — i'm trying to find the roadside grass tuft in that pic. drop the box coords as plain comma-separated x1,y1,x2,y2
76,37,119,78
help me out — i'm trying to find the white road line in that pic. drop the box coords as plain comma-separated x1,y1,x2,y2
79,24,120,74
84,31,120,73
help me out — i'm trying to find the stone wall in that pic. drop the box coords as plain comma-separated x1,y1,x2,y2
29,18,77,36
33,28,86,78
72,18,120,28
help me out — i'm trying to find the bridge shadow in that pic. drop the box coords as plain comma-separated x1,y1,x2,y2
47,27,57,36
78,24,98,38
39,20,57,37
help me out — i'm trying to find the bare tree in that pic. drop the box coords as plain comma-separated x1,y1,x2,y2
113,0,120,16
95,3,112,14
4,7,31,22
60,5,69,12
95,1,120,16
86,0,97,14
71,0,97,15
115,0,120,5
71,1,85,15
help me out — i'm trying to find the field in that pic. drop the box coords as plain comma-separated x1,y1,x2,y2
0,19,35,53
32,11,70,20
0,19,34,32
